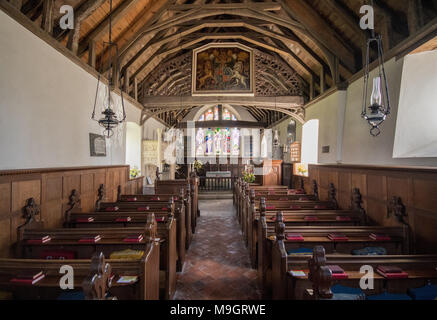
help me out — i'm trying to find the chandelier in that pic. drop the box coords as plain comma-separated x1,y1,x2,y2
91,0,126,138
361,30,391,137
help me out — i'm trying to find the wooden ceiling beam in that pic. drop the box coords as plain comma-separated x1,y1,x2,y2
281,0,356,74
77,0,141,57
66,0,106,54
168,3,282,12
121,20,302,74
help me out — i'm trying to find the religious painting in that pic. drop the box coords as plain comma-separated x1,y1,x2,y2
89,133,106,157
192,43,254,96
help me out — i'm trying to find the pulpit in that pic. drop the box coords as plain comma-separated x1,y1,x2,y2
261,160,283,186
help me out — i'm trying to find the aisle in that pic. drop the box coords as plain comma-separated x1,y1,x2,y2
173,199,261,300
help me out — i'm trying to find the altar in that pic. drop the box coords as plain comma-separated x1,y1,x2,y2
205,171,232,190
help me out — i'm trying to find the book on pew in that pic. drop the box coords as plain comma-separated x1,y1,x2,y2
117,276,139,284
10,271,46,285
123,235,143,243
286,233,304,242
289,270,306,277
304,216,318,221
151,197,160,201
155,217,166,222
266,206,276,210
336,216,352,222
326,265,349,279
115,217,132,222
369,233,392,241
376,266,409,279
76,217,94,223
78,235,101,243
126,197,137,201
328,233,349,241
162,207,169,211
137,207,150,211
27,235,51,244
105,206,119,212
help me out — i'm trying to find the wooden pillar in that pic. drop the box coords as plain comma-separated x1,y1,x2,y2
123,69,130,94
333,56,340,85
88,40,96,68
134,78,138,101
10,0,23,10
407,0,424,35
309,74,315,100
319,66,325,94
41,0,54,34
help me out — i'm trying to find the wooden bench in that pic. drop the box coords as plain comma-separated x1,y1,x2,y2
285,246,437,300
118,190,192,249
156,178,198,234
0,251,159,300
259,211,410,299
16,204,176,300
68,206,185,273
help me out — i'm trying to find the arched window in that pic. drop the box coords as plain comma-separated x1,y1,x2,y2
198,106,238,122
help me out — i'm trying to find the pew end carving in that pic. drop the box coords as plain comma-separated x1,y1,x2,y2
312,180,319,201
82,252,115,300
95,184,106,211
328,183,339,209
308,246,333,300
64,189,82,226
351,188,367,225
388,196,408,225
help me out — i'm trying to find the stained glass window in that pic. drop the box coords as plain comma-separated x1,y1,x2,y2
198,106,237,122
195,127,239,156
205,109,214,121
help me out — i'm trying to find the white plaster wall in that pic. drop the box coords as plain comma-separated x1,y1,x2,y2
0,10,141,170
301,56,437,167
143,118,167,140
393,50,437,158
126,122,142,173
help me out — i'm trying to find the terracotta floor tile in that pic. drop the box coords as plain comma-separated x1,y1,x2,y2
173,199,261,300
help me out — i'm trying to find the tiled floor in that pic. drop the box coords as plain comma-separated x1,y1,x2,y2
173,198,261,300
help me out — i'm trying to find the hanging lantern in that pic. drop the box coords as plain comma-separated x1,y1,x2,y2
361,33,391,137
91,0,126,138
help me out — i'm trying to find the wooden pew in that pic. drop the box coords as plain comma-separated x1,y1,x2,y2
0,251,160,300
286,246,437,300
258,211,410,299
68,204,186,273
156,179,198,234
16,206,176,300
96,198,186,272
118,189,192,249
246,190,349,268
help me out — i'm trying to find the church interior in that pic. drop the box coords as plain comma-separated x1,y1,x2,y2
1,0,437,302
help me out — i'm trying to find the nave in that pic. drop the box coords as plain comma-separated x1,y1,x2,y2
174,199,260,300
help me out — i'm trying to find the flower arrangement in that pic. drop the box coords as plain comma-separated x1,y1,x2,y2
242,170,256,183
130,166,140,178
194,160,203,172
296,164,308,176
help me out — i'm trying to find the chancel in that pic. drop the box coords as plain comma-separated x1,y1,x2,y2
1,0,437,305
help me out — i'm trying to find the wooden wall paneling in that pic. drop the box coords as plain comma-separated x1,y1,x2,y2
80,172,95,212
41,173,63,228
309,165,437,253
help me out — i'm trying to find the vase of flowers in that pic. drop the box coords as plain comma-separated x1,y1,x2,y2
296,164,308,176
130,166,140,178
193,160,203,175
242,170,256,183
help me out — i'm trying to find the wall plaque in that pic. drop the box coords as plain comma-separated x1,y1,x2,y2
289,142,301,163
89,133,106,157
